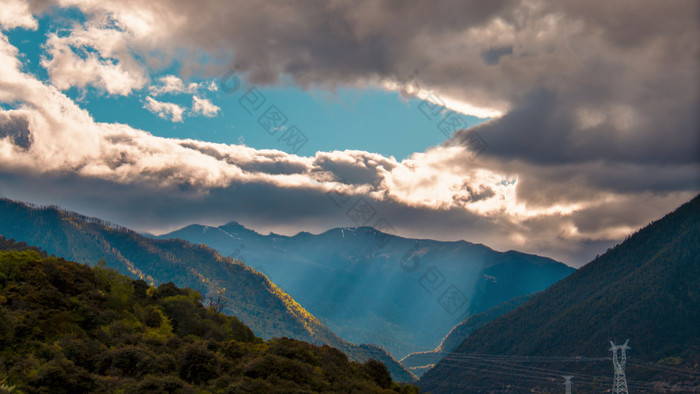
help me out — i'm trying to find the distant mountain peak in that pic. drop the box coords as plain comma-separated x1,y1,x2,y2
158,212,573,359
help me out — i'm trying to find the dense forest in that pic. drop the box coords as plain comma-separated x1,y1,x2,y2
0,238,419,393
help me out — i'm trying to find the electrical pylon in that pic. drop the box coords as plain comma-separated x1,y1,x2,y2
609,340,630,393
562,375,573,394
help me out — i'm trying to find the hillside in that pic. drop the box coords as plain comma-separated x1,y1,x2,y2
158,222,574,358
0,199,414,382
400,294,533,377
419,195,700,393
0,242,419,393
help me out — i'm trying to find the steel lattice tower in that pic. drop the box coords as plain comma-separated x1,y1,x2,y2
562,375,573,394
609,340,630,393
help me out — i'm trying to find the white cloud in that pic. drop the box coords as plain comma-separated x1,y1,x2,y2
382,78,505,119
41,21,148,95
148,75,203,96
0,36,101,172
143,97,185,122
143,94,220,121
192,96,220,117
149,75,186,95
0,0,37,30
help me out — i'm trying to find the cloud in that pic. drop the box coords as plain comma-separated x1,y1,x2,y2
0,0,37,30
40,18,148,95
144,95,220,121
192,96,220,117
0,1,697,266
37,1,696,161
149,75,200,96
143,97,185,122
0,112,31,149
147,77,220,119
149,75,186,95
44,0,695,112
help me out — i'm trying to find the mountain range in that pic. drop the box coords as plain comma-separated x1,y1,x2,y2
2,195,697,391
419,195,700,393
157,222,574,358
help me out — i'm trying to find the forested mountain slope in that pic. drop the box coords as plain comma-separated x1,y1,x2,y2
420,195,700,393
0,199,414,382
0,241,419,392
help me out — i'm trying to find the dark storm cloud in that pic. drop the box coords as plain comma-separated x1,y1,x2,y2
481,46,513,66
0,113,31,150
66,0,695,177
466,155,700,209
312,151,397,186
173,0,517,85
455,89,699,166
36,0,697,189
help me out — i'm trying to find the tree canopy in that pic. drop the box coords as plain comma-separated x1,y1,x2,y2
0,239,419,393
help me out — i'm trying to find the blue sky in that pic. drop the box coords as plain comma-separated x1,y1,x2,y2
82,82,488,160
5,10,488,160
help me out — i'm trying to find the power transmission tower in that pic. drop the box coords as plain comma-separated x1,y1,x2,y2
562,375,573,394
609,340,630,393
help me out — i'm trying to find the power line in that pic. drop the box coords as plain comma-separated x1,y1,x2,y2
210,293,699,392
427,350,699,392
426,355,698,392
628,360,700,378
425,351,700,378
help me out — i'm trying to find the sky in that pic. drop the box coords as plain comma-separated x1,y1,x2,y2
0,0,698,267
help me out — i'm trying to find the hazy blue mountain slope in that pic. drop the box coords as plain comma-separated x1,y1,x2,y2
160,223,574,358
400,294,533,377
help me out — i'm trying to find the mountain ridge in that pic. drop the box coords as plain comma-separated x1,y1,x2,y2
159,220,575,358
